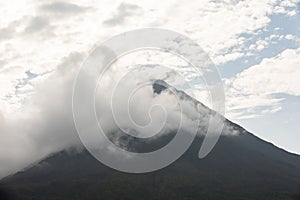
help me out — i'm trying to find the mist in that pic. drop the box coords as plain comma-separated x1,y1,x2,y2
0,50,236,179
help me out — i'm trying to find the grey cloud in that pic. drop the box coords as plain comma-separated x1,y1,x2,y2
0,21,20,41
0,60,7,69
40,1,89,14
103,3,142,26
25,17,49,33
0,27,14,40
56,52,85,74
0,16,53,41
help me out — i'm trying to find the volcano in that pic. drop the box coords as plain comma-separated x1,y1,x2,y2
1,81,300,200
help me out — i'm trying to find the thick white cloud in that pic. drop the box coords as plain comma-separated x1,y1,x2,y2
0,0,298,115
225,47,300,119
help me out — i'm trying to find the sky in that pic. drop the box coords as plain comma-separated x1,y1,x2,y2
0,0,299,177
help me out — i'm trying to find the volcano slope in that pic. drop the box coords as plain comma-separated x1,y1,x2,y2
1,81,300,200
